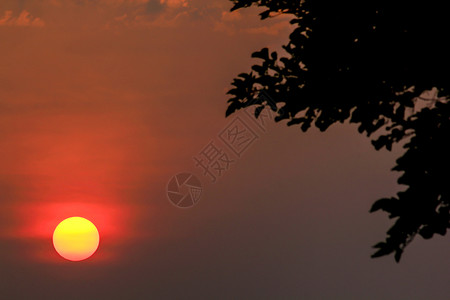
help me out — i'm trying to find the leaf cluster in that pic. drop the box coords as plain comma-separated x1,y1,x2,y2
227,0,450,261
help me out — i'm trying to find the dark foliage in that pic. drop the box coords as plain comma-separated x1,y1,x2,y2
226,0,450,262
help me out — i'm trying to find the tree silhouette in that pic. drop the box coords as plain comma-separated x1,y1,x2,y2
226,0,449,262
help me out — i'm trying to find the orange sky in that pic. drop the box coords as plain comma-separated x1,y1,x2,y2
0,1,449,299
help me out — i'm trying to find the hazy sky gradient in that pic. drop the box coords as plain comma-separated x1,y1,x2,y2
1,1,449,299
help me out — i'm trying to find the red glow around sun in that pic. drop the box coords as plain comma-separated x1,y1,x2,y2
12,200,139,263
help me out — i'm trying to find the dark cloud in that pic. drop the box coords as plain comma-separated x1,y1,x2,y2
145,0,165,14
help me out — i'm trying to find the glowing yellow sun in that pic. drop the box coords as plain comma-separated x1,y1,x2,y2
53,217,100,261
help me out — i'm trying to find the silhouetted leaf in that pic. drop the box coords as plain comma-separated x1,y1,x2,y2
371,243,394,258
251,48,269,60
259,10,271,20
271,51,278,61
225,101,241,117
254,105,265,118
370,198,395,213
394,249,403,262
419,226,434,239
252,64,266,74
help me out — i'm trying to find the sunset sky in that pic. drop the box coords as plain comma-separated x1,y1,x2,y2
0,1,449,299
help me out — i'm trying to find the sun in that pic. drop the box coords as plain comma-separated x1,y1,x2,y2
52,217,100,261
